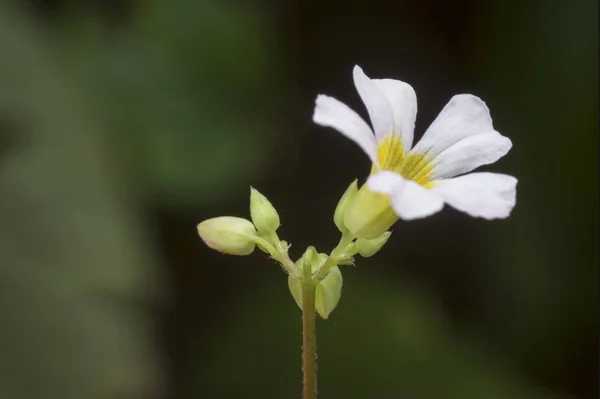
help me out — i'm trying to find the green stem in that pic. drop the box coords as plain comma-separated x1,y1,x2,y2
312,233,355,280
301,271,317,399
251,236,299,277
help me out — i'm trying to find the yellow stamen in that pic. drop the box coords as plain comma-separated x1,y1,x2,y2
371,135,435,189
370,135,405,174
344,135,436,239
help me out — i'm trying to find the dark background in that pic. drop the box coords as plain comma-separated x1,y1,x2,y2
0,0,597,398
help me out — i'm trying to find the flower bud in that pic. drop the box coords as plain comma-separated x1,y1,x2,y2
356,231,392,257
288,248,343,319
294,246,320,272
250,187,280,235
197,216,257,255
343,183,398,239
333,180,358,233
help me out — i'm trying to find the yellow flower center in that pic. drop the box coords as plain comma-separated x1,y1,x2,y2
344,135,436,239
369,135,435,189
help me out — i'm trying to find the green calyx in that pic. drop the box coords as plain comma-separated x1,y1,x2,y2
356,231,392,257
343,183,398,240
333,180,358,234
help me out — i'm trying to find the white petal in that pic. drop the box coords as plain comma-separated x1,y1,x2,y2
391,181,444,220
411,94,495,159
373,78,417,150
368,171,444,220
429,131,512,180
313,94,379,166
367,170,405,195
432,172,517,219
352,65,394,141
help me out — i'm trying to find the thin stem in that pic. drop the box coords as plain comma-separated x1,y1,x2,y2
301,270,317,399
312,233,355,280
251,235,300,277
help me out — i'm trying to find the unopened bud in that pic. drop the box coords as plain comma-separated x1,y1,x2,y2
197,216,257,255
295,246,318,273
356,231,392,257
250,187,280,235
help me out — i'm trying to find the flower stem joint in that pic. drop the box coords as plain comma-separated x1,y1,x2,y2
288,246,343,319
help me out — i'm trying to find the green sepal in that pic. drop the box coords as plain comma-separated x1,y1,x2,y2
315,266,342,319
288,247,343,319
334,180,358,233
356,231,392,257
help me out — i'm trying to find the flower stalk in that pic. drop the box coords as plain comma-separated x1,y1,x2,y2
312,234,355,280
301,268,318,399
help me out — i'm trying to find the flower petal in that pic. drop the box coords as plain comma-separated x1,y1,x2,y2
411,94,495,159
368,171,444,220
373,78,417,150
352,65,394,142
429,131,512,180
367,170,404,195
432,172,517,219
313,94,379,166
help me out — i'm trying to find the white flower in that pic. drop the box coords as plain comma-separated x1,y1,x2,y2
313,65,516,236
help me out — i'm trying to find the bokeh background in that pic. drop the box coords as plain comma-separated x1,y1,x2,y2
0,0,597,398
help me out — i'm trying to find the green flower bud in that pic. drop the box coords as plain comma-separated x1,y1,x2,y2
256,242,270,254
344,183,398,239
197,216,257,255
356,231,392,257
250,187,280,235
288,248,343,319
333,180,358,233
295,246,319,272
315,266,342,319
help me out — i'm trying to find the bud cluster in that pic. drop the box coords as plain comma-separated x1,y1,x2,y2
288,246,342,319
196,182,394,319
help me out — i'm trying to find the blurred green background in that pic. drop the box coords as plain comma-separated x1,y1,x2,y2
0,0,597,398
